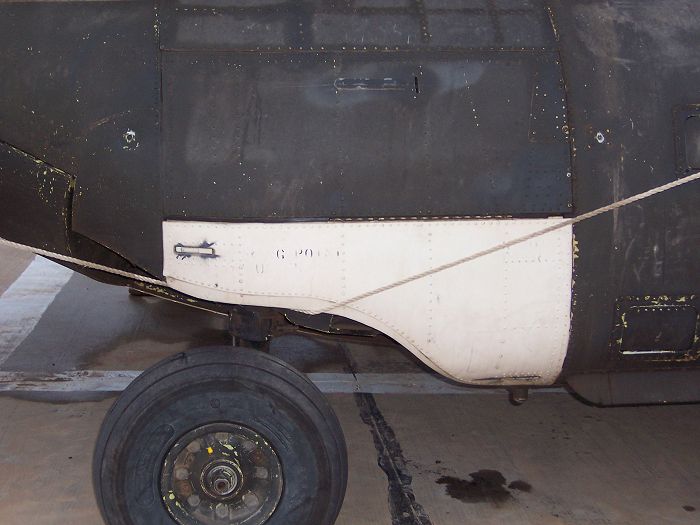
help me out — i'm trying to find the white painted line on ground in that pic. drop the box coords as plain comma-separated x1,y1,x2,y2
0,257,73,366
0,370,569,395
0,370,139,392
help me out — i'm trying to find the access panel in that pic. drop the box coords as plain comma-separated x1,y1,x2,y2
161,0,571,220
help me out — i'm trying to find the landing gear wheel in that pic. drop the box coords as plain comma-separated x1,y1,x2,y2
93,347,348,525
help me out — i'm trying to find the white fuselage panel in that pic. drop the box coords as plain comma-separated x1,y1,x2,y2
163,219,573,385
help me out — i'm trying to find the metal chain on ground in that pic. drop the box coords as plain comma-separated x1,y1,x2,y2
1,171,698,307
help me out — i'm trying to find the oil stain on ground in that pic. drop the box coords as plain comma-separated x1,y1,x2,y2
508,479,532,493
436,470,532,507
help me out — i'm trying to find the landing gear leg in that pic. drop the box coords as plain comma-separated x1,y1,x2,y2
233,337,271,352
228,308,276,353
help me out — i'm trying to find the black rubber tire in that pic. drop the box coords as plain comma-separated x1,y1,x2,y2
93,347,348,525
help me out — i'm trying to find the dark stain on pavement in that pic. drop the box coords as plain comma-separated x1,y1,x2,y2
508,480,532,493
683,505,696,512
436,470,532,506
437,471,511,505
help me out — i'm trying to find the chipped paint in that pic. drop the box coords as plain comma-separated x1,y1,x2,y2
122,129,140,150
611,295,700,363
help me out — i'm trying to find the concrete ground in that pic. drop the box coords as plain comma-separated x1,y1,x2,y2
0,250,699,525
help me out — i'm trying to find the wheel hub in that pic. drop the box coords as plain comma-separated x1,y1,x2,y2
161,423,283,525
202,460,242,500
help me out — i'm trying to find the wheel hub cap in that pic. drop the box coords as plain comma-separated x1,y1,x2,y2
202,460,242,499
161,423,283,525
